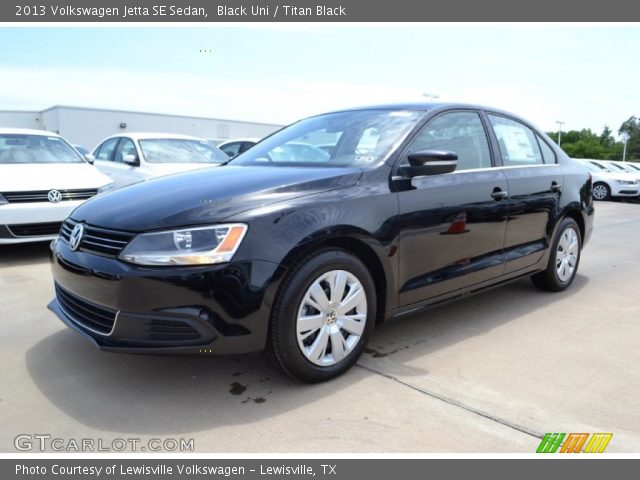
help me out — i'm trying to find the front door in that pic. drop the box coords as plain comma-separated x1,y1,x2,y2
395,110,509,306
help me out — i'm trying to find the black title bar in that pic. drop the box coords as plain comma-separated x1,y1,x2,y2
3,0,640,22
4,459,640,480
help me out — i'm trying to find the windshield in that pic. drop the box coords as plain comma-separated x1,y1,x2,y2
0,134,83,164
585,161,611,172
138,139,228,164
606,162,627,172
231,109,423,168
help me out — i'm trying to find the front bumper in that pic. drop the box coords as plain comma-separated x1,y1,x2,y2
49,238,284,354
0,200,84,244
611,184,639,197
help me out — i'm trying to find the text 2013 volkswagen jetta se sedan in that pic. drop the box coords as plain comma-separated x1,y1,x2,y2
49,103,594,382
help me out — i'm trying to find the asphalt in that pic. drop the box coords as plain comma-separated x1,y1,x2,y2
1,201,638,453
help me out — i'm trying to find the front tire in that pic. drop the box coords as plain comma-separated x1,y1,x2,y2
592,182,611,201
531,217,581,292
266,249,376,383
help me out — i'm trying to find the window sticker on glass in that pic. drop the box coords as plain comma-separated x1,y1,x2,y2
493,124,537,161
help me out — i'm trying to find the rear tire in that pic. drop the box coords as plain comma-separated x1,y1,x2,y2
265,249,376,383
592,182,611,201
531,217,581,292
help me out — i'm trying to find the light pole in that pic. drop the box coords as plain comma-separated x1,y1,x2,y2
621,132,630,162
422,92,440,102
555,120,565,147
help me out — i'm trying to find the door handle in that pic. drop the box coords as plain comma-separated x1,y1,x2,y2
491,187,508,200
550,181,561,193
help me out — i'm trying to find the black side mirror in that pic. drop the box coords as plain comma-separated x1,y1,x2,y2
400,150,458,177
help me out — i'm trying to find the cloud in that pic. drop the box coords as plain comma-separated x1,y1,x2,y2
0,64,631,134
0,65,422,125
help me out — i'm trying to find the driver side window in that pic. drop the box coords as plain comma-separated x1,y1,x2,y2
406,111,492,171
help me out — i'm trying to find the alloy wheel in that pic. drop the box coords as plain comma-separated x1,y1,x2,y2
592,184,609,200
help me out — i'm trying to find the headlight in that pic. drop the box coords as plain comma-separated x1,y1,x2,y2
119,224,247,266
614,179,636,185
0,193,7,206
97,183,116,194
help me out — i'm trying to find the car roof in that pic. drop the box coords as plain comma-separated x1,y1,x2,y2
326,102,508,114
0,128,61,137
101,132,206,141
322,102,537,124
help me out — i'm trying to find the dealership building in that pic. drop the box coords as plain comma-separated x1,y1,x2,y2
0,105,282,149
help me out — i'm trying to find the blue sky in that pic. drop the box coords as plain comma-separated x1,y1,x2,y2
0,25,637,135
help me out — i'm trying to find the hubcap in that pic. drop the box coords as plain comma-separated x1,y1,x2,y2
556,227,579,283
593,184,608,200
296,270,367,367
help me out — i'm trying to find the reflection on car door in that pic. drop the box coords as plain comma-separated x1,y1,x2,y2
486,113,563,273
396,110,509,306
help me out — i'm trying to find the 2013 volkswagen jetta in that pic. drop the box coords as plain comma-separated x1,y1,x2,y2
49,103,594,382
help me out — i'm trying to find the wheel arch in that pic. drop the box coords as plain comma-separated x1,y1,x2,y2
562,208,586,247
277,229,393,324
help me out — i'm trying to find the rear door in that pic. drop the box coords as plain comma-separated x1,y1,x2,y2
395,110,509,306
485,113,563,273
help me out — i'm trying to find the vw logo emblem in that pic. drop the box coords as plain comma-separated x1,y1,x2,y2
69,224,84,251
47,190,62,203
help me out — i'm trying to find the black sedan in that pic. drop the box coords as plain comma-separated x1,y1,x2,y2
48,103,594,382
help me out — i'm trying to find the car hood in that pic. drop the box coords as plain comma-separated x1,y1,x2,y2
0,163,112,192
70,165,362,231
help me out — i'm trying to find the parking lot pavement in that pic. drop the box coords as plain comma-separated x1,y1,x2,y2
1,201,639,453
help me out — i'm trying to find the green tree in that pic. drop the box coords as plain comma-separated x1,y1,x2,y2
599,126,614,148
545,123,631,161
618,116,640,161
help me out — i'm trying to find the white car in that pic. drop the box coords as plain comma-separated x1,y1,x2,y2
89,133,228,188
601,160,640,181
0,128,114,244
626,162,640,172
576,159,639,200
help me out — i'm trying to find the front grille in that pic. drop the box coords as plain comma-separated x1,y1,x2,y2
55,284,117,335
2,189,97,203
147,319,202,341
60,219,135,257
7,222,62,237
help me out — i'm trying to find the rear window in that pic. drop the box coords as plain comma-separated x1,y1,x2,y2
0,134,83,164
488,115,544,167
